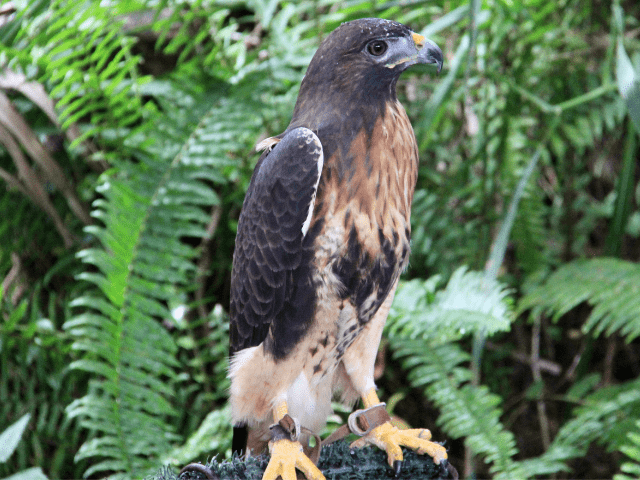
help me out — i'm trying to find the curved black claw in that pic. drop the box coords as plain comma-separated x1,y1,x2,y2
437,459,459,480
393,459,403,478
179,462,219,480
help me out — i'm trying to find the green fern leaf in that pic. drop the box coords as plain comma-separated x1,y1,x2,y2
63,75,266,477
387,268,520,477
10,0,153,150
519,258,640,341
390,341,524,478
510,179,549,275
516,379,640,477
163,405,232,467
387,266,512,344
615,420,640,480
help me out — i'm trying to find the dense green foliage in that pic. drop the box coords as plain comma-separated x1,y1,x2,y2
1,0,639,479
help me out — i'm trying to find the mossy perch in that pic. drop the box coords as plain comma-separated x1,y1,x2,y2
154,441,457,480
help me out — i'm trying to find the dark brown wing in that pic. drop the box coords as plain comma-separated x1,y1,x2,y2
229,127,323,359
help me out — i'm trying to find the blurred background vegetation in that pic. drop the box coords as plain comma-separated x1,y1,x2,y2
0,0,639,479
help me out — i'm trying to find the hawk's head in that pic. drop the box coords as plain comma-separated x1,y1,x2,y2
290,18,442,133
286,18,442,161
298,18,442,104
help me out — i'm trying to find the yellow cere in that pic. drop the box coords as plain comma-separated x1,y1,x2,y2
411,32,426,47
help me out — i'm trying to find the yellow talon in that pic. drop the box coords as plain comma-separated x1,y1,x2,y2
264,400,324,480
263,438,325,480
350,422,447,467
353,388,447,467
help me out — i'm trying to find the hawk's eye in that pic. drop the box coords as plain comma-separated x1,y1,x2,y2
367,40,388,56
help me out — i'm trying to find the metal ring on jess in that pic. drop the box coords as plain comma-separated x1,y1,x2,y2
348,403,387,436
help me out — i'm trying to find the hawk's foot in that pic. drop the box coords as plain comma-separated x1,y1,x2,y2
350,422,448,475
262,438,325,480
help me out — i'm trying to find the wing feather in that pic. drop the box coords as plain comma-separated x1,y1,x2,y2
229,127,324,359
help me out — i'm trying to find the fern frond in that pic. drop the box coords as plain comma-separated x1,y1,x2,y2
390,341,525,478
163,405,232,467
519,258,640,341
615,420,640,480
10,0,152,149
64,84,263,477
387,266,512,345
65,175,180,478
386,268,520,477
510,177,549,275
152,2,247,80
515,378,640,477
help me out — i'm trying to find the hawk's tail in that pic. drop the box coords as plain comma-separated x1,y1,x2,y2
232,424,248,456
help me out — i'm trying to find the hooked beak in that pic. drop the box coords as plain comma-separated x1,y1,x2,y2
411,32,443,73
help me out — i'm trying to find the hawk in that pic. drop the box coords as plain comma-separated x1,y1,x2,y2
229,18,445,480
